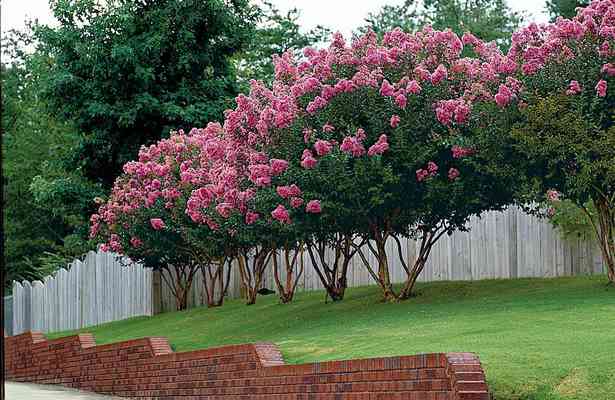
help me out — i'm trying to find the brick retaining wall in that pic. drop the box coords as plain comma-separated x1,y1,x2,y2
4,332,489,399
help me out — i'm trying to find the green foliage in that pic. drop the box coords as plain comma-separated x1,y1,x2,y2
34,0,258,186
549,200,596,240
546,0,590,20
1,30,95,288
360,0,523,49
234,1,330,89
360,1,421,37
513,94,615,207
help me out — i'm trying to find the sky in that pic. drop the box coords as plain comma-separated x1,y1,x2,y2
2,0,550,39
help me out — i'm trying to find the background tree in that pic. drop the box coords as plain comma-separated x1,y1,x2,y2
546,0,590,20
360,0,523,50
234,1,330,88
1,30,98,288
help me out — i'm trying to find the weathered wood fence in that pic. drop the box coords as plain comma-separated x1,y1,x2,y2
11,251,153,335
10,207,605,331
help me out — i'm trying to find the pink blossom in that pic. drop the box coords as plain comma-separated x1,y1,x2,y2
271,204,291,224
566,80,582,95
416,169,429,182
494,84,513,107
322,122,335,132
314,140,333,156
301,150,318,169
395,94,407,109
380,79,395,97
452,146,474,159
367,135,389,156
215,202,233,218
602,63,615,77
427,161,438,176
288,184,301,197
245,212,260,225
448,168,460,181
290,197,304,208
306,200,322,214
130,237,143,248
390,115,401,128
340,136,366,157
596,79,607,97
406,80,422,94
276,186,293,198
270,159,289,175
150,218,165,230
546,190,561,202
430,64,448,85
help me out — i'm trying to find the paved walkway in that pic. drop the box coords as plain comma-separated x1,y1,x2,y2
6,382,122,399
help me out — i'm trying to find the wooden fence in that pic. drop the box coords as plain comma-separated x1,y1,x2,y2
12,251,153,335
10,207,605,329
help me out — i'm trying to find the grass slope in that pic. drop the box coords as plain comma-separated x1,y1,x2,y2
49,275,615,400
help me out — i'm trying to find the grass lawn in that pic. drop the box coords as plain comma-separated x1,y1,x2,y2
49,275,615,400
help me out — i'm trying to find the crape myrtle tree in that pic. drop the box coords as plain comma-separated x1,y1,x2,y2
505,0,615,283
247,29,521,301
91,125,239,310
204,80,324,305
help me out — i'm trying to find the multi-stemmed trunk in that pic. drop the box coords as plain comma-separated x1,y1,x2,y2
200,257,232,307
307,233,365,302
355,220,449,302
159,264,199,311
237,246,272,305
584,196,615,284
272,243,305,303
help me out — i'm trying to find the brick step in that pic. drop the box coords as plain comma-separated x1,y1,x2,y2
457,391,490,400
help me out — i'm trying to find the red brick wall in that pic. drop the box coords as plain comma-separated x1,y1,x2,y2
4,332,489,399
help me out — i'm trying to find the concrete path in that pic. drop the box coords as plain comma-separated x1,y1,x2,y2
5,382,123,399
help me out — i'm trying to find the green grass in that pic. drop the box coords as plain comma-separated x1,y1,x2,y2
49,275,615,400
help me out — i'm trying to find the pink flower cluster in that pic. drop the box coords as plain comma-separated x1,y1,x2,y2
367,135,390,156
416,161,440,182
508,0,615,101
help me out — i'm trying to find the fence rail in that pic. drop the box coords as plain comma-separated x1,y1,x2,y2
10,207,605,330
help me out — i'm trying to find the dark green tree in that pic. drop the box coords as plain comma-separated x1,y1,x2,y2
1,30,96,288
35,0,258,189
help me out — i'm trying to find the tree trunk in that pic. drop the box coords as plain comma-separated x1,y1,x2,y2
307,233,362,302
201,258,231,307
159,264,198,311
592,197,615,284
237,246,271,305
272,244,304,304
355,222,447,302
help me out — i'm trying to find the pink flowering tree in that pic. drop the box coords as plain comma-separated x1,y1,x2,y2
505,0,615,283
91,126,237,310
250,28,520,302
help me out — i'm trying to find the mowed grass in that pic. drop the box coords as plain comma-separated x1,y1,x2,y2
49,275,615,400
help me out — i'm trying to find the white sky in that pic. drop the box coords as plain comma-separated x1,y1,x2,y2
1,0,549,39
